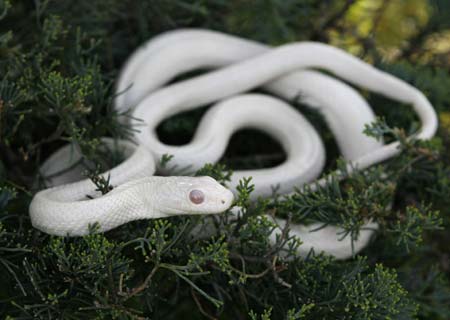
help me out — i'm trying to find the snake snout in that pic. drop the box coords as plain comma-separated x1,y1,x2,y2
220,188,234,210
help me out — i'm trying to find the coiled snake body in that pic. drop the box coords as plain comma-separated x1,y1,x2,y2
29,29,438,259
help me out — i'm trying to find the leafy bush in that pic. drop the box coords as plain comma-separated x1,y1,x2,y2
1,1,450,319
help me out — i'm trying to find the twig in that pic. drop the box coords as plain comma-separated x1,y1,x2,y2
191,287,218,320
121,265,159,300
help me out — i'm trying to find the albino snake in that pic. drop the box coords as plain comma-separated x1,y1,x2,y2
29,29,438,260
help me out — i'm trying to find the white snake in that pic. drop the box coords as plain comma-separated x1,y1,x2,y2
29,29,438,259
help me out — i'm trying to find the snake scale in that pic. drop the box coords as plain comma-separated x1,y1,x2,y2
29,29,438,259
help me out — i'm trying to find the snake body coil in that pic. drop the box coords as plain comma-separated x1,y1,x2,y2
29,29,438,259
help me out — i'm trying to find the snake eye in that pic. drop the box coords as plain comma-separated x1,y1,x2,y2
189,189,205,204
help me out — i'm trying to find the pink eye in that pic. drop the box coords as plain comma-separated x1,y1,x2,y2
189,189,205,204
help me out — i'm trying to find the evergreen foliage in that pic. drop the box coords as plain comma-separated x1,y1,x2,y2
1,0,450,319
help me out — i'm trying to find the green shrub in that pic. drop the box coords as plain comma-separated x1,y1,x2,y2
1,1,450,319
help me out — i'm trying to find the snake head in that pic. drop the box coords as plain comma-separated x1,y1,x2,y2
156,176,234,215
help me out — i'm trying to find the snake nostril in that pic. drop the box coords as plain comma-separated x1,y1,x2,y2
221,200,225,204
